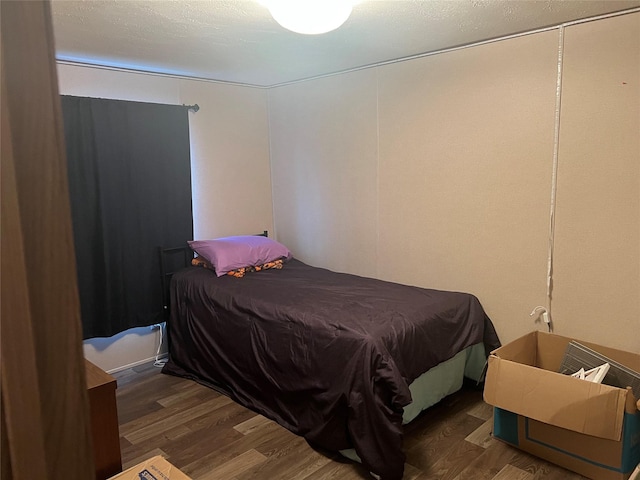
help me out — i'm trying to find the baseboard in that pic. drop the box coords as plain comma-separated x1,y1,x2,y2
106,353,168,374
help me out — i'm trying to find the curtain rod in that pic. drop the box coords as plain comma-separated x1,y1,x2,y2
184,104,199,112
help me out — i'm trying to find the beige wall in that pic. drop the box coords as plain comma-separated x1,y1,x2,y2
268,12,640,352
57,10,639,370
552,13,640,349
269,69,379,277
57,64,272,371
376,31,559,346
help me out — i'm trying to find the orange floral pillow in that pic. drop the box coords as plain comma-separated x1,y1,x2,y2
191,256,285,278
191,256,214,270
226,258,285,278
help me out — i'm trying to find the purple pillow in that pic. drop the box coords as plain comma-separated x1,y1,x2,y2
188,235,291,277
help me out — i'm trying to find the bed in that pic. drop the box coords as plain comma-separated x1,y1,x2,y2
161,236,500,480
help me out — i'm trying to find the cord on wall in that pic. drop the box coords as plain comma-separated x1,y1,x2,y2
530,306,552,332
152,323,168,367
533,25,565,334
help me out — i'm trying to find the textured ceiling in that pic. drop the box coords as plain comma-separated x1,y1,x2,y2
51,0,640,87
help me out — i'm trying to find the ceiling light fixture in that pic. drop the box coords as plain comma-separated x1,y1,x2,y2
260,0,355,35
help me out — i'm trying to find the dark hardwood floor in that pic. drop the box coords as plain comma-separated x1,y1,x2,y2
113,362,587,480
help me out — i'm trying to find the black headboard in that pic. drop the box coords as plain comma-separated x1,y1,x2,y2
158,245,192,322
158,230,268,321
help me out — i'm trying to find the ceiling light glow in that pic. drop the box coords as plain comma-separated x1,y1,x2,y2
261,0,354,35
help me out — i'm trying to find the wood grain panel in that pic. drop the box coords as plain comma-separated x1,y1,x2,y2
158,383,208,408
0,51,49,480
1,0,94,478
123,448,169,471
465,418,495,448
234,415,273,435
85,360,122,478
198,449,267,480
467,401,494,421
115,365,589,480
119,390,217,437
492,464,534,480
451,441,520,480
124,396,232,444
1,395,13,478
233,437,331,480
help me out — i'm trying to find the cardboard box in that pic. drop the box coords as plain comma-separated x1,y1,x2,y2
108,455,192,480
484,331,640,480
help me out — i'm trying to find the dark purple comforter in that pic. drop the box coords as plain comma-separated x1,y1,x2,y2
162,259,499,479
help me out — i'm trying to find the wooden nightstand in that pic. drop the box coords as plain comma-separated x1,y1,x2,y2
85,359,123,479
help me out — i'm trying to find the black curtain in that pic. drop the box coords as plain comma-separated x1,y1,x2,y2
61,96,193,339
